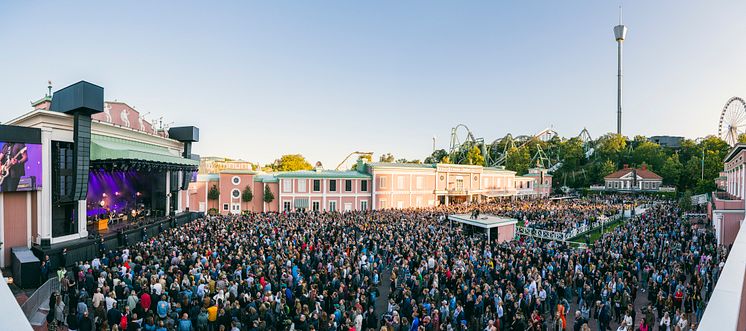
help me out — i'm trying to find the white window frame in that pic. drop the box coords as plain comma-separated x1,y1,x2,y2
231,176,241,185
345,179,353,192
397,176,405,190
297,179,306,193
283,179,292,193
416,176,423,190
361,200,368,210
379,199,387,209
329,179,337,192
415,196,422,207
312,201,320,211
231,188,241,199
312,179,321,192
283,201,291,211
379,177,386,188
329,201,337,212
223,203,229,211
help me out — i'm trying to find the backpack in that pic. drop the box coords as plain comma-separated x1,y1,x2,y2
198,312,209,326
120,315,128,330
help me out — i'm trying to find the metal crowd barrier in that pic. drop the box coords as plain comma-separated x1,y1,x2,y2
20,277,60,321
517,213,623,242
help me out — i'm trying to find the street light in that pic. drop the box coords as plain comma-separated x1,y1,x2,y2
695,138,704,181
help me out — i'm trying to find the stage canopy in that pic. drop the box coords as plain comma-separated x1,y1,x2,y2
90,135,198,170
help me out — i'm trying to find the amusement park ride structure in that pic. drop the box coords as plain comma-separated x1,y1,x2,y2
446,124,596,174
719,97,746,146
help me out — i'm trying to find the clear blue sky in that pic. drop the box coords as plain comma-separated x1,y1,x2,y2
1,1,744,167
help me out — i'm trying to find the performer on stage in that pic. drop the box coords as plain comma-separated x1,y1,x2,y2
0,142,28,192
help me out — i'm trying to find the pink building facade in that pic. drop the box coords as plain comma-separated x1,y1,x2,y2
183,171,279,215
187,161,553,214
710,144,746,245
276,170,372,212
369,163,551,209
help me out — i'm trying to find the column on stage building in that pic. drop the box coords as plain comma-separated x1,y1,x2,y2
39,128,53,244
77,200,88,238
165,170,171,214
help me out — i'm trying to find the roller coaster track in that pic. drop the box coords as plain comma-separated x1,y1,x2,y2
447,126,594,173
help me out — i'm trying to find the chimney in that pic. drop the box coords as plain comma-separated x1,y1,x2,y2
641,164,647,171
623,164,629,169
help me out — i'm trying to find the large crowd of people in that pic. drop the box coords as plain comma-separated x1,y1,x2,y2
467,196,624,233
43,196,724,331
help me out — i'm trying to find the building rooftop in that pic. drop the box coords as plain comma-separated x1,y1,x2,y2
219,169,257,175
274,170,371,179
368,162,437,169
449,214,518,229
253,174,279,183
604,167,662,180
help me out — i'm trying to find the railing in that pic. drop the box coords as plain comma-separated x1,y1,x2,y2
20,277,59,321
517,213,624,242
699,223,746,330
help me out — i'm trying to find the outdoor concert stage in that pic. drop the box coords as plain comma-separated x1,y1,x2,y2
86,168,175,236
449,214,518,243
0,81,202,272
33,211,203,270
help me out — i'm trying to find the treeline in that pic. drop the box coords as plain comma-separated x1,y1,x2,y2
422,133,733,194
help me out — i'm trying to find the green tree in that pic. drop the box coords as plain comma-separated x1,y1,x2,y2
440,155,451,164
464,145,485,165
207,184,220,209
597,159,617,178
505,146,531,175
268,154,313,171
351,154,373,170
559,138,585,170
424,149,448,164
679,190,693,211
379,153,395,163
660,154,684,186
596,133,627,163
241,185,253,211
263,185,274,203
359,154,373,163
631,140,665,171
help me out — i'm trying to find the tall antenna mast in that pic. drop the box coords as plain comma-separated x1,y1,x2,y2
613,5,628,136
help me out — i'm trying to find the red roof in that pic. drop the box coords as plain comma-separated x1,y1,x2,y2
604,167,662,180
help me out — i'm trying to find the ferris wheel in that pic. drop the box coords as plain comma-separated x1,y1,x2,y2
719,97,746,146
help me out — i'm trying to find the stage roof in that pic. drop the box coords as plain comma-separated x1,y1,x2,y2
449,214,518,229
91,135,198,167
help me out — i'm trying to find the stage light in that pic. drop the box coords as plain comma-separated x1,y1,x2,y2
102,193,107,197
136,192,141,196
99,200,105,207
115,191,120,196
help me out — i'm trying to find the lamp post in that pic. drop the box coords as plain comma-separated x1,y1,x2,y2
695,138,704,181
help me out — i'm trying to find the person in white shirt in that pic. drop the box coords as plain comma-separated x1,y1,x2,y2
659,312,671,331
676,315,688,331
105,292,117,311
152,281,163,296
92,288,105,309
354,308,363,330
